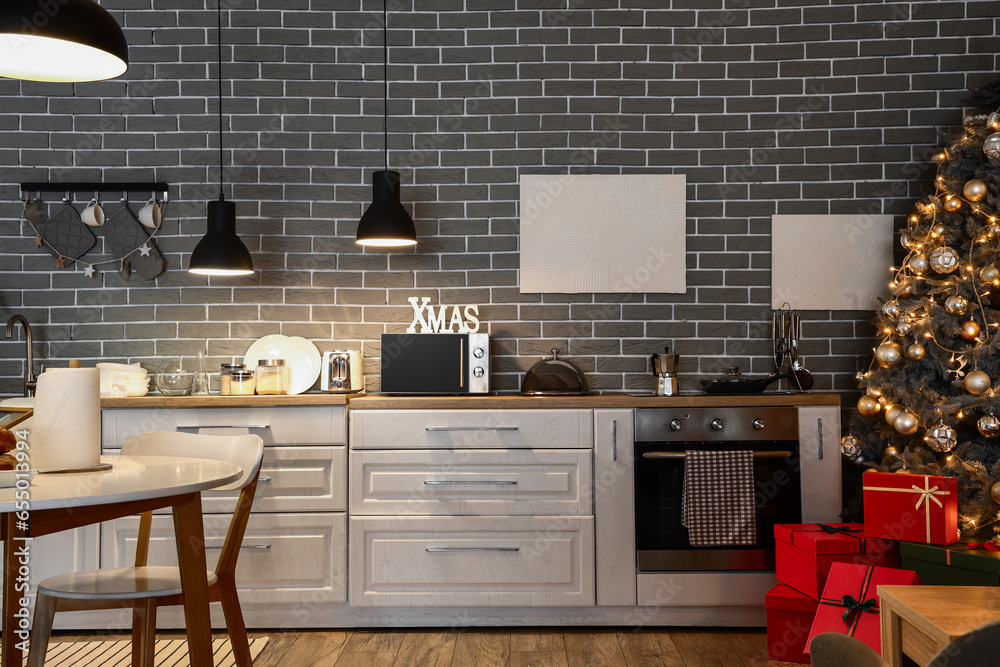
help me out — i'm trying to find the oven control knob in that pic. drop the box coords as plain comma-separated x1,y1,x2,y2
752,418,765,430
711,419,724,431
669,419,682,431
473,366,485,378
473,347,486,359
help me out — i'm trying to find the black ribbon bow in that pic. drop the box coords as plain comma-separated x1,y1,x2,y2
817,524,862,535
839,595,878,625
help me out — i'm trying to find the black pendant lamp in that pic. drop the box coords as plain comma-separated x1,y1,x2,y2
188,0,253,277
355,0,416,248
0,0,128,82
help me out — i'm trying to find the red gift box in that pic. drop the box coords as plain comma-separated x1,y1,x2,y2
805,561,921,656
863,472,959,545
775,523,900,599
765,584,818,663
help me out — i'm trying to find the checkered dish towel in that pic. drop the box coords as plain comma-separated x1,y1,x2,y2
681,450,756,547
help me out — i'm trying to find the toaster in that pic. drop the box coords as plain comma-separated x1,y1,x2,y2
320,350,363,393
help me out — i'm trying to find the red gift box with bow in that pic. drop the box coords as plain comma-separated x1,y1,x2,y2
775,523,900,598
862,472,959,546
805,561,921,656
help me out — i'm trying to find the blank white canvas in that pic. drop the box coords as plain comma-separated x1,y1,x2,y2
771,214,894,310
519,174,687,294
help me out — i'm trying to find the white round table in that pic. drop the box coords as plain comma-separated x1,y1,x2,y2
0,455,242,667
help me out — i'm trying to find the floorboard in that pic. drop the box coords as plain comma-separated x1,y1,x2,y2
45,627,785,666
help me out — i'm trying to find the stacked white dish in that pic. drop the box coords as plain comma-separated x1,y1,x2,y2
97,362,149,397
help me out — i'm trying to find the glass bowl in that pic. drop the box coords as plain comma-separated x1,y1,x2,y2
156,359,194,396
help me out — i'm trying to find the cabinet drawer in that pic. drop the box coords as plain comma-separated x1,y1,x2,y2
350,409,593,450
102,513,346,604
350,449,592,516
349,515,595,607
102,406,347,449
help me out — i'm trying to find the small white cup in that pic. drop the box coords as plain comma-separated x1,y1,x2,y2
138,199,161,229
81,199,104,227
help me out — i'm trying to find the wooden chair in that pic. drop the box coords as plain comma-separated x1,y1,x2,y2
27,431,264,667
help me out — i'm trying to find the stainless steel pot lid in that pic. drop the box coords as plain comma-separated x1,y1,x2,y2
520,348,589,396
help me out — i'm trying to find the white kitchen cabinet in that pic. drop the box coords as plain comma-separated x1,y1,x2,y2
797,405,843,523
349,515,594,607
593,409,636,607
350,409,593,449
350,448,591,516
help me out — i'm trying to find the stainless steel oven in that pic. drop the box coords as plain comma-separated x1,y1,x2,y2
634,406,802,573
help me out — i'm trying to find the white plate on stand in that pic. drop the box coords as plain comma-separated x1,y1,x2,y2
243,334,321,395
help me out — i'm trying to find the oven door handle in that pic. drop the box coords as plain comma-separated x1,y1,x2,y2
642,450,792,460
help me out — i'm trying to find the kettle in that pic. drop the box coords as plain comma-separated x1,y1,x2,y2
650,347,679,396
321,350,363,393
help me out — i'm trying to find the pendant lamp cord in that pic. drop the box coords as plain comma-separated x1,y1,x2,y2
217,0,224,199
383,0,388,172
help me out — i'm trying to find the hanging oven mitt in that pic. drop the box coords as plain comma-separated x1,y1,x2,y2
100,202,165,280
36,201,95,267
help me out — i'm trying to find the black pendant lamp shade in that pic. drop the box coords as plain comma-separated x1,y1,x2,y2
356,170,417,247
0,0,128,82
188,197,254,276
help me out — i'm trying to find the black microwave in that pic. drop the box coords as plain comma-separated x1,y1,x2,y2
380,333,490,394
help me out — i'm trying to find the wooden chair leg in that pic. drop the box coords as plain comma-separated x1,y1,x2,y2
219,580,252,666
27,593,56,667
131,600,157,667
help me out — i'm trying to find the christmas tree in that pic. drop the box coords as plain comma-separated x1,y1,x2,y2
844,80,1000,539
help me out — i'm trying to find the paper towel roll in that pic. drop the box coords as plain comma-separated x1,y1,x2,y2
30,368,101,471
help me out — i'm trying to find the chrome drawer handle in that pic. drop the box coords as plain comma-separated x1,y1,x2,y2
258,477,272,484
642,450,792,460
206,544,271,551
176,424,271,430
425,546,519,553
425,426,519,432
423,480,517,486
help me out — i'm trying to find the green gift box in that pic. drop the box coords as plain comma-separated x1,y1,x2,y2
900,541,1000,586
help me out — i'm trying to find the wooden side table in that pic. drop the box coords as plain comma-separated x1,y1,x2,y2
878,585,1000,667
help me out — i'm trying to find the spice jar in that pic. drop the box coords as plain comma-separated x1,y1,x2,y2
230,370,255,396
219,363,247,396
255,359,290,395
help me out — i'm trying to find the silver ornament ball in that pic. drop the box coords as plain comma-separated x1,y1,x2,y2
885,404,905,425
925,422,957,452
981,265,999,283
876,341,902,368
907,343,926,360
896,320,913,336
944,294,969,316
985,132,1000,158
841,435,861,460
909,253,929,274
929,247,960,273
979,414,1000,438
894,411,920,435
882,300,901,318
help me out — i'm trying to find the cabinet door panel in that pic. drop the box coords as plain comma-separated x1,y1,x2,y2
594,409,636,606
797,406,842,523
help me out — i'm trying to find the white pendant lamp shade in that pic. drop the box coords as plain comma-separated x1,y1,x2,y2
0,0,128,83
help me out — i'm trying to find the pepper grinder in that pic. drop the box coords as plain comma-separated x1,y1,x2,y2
651,347,679,396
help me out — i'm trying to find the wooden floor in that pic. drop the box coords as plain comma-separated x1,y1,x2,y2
53,628,802,666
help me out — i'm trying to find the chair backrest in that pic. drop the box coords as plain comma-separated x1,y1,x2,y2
122,431,264,493
930,618,1000,666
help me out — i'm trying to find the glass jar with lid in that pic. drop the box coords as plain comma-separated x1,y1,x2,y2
255,359,290,395
219,363,247,396
230,370,255,396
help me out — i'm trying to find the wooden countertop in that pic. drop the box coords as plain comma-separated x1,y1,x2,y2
101,393,352,408
346,393,841,410
98,392,840,410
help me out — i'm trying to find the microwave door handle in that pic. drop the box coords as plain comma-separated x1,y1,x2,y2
460,337,465,388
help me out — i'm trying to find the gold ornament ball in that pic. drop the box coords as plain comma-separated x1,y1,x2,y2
896,468,913,474
924,422,957,452
943,197,963,212
932,223,948,236
909,254,929,274
882,300,901,318
894,411,920,435
857,395,881,416
907,343,926,360
945,294,969,316
841,435,861,460
978,414,1000,438
981,265,999,283
896,320,913,336
884,445,901,458
876,341,902,368
992,482,1000,504
961,320,982,340
964,369,992,395
929,247,960,273
964,179,988,201
984,132,1000,158
885,404,905,425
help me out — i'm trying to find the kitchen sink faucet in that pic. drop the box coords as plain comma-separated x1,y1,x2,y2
5,314,37,397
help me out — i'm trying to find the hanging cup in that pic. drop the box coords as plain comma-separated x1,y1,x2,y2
81,199,104,227
138,198,161,229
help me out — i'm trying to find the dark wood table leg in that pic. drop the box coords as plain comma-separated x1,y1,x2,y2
171,493,213,666
2,513,27,667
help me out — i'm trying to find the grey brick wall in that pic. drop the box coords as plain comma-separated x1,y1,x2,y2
0,0,996,396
